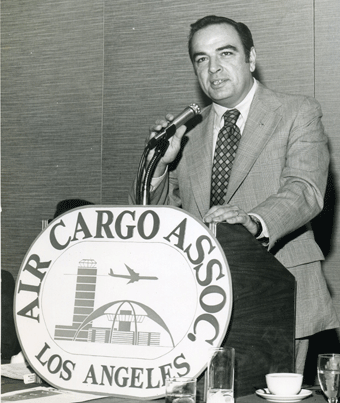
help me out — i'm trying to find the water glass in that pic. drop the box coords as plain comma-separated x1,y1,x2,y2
317,353,340,403
165,377,197,403
207,347,235,403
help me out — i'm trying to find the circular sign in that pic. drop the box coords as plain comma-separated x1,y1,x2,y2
14,206,232,399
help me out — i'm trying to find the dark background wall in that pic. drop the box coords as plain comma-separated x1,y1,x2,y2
2,0,340,332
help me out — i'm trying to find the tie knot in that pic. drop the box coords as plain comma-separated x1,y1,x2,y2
223,109,240,126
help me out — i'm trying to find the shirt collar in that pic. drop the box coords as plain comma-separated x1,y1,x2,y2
213,78,258,126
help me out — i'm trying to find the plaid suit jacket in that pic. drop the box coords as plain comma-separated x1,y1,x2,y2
130,82,340,337
149,83,329,267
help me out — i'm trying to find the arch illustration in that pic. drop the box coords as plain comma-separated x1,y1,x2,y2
73,299,175,347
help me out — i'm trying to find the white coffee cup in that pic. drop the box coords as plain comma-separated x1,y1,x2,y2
265,373,303,395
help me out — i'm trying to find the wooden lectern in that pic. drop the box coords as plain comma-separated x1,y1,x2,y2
197,222,296,400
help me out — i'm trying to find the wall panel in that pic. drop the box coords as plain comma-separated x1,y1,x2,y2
1,0,104,278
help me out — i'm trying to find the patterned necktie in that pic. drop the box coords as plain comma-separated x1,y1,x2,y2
210,108,241,206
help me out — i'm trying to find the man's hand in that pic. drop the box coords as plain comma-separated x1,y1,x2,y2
203,204,259,237
147,113,187,177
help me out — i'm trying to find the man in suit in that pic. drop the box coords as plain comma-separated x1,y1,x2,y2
129,15,339,373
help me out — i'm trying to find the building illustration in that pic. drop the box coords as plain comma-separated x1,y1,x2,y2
54,259,174,347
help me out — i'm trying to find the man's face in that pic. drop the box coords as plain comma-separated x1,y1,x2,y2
191,23,256,108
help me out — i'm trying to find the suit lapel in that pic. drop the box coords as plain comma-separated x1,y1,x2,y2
226,85,283,202
187,106,214,215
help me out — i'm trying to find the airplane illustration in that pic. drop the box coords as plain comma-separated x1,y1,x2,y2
109,265,158,284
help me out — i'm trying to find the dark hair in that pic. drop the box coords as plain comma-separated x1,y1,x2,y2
188,15,254,63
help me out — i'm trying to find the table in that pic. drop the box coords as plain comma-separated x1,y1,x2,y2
1,377,326,403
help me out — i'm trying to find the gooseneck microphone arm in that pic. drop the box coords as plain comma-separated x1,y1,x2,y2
135,103,201,205
142,139,169,205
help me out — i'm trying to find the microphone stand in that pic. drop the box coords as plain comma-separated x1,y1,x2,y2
136,139,169,206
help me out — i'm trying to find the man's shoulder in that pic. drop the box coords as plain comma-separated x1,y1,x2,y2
255,82,322,113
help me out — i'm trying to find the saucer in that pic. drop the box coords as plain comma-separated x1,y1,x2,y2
255,389,313,402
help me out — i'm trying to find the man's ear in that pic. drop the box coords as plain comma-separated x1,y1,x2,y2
249,47,256,72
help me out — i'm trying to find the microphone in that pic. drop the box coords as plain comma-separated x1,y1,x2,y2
147,103,201,150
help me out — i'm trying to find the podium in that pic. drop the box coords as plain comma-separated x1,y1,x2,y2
14,206,295,400
197,222,295,399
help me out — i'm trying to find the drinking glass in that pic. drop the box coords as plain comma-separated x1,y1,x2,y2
317,354,340,403
165,377,197,403
207,347,235,403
